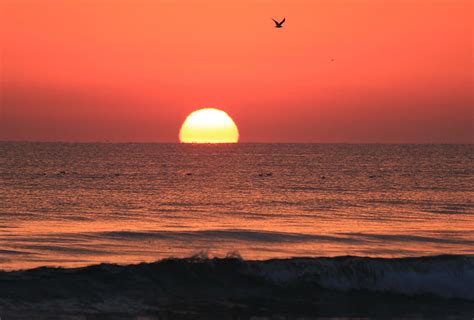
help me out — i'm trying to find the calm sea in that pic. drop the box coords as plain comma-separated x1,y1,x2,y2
1,142,473,270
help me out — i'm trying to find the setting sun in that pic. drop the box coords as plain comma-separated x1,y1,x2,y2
179,108,239,143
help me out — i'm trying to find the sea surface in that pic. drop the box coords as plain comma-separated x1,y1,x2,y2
1,142,474,318
0,142,473,270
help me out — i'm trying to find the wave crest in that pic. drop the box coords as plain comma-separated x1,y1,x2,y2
1,255,473,318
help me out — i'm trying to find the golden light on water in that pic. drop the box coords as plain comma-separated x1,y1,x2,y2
179,108,239,143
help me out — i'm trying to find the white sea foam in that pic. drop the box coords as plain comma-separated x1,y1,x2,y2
256,255,474,300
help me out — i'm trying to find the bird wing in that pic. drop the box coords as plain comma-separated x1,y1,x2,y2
279,18,286,25
272,18,279,26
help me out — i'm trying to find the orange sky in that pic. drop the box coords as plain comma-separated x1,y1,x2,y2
0,0,472,143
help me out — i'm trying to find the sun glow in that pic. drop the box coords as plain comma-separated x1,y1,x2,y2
179,108,239,143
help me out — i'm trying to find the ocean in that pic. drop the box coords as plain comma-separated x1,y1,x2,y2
0,142,473,318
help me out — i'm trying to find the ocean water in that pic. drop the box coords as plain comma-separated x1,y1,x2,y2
0,143,473,271
1,143,474,318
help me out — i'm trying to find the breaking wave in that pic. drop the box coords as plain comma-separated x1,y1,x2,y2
0,255,473,318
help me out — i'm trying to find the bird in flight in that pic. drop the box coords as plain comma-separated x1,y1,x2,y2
272,18,286,28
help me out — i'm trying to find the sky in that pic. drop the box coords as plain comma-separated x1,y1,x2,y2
0,0,472,143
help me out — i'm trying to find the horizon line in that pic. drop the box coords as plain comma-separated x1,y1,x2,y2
0,140,473,145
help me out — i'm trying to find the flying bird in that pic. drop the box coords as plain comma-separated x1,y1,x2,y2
272,18,286,28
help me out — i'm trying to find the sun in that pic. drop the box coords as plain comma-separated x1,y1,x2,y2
179,108,239,143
